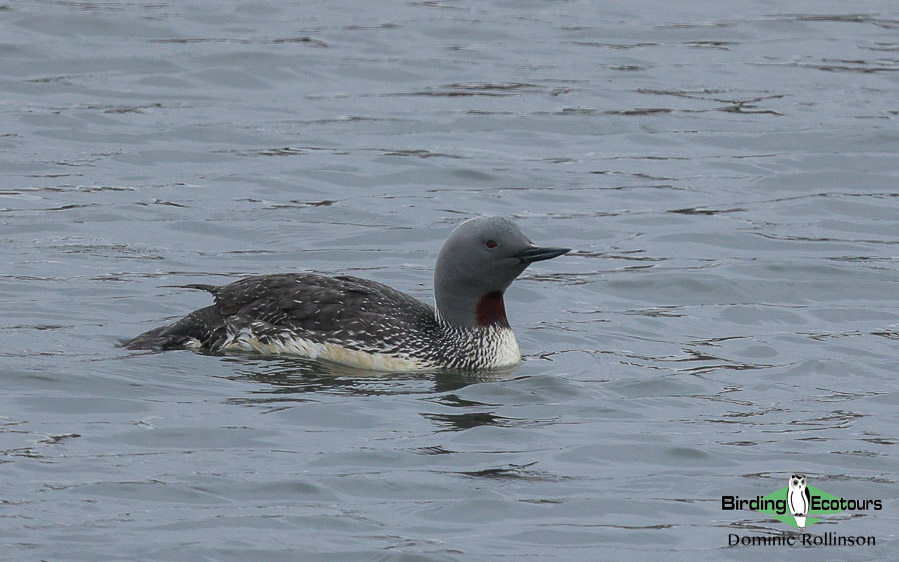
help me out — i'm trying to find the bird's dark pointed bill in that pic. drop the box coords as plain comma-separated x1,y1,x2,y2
514,246,571,264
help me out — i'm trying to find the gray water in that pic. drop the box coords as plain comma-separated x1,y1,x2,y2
1,1,897,560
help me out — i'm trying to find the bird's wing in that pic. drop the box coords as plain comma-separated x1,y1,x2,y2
208,273,437,350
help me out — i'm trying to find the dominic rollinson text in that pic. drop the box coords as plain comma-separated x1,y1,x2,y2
729,532,875,547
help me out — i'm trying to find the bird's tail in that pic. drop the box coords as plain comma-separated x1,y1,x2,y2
123,305,225,350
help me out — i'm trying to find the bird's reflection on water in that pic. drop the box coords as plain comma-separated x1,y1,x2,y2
217,354,519,403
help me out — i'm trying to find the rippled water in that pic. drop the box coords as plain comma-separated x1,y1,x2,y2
1,1,897,559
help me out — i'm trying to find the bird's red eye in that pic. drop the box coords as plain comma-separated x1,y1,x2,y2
486,240,497,249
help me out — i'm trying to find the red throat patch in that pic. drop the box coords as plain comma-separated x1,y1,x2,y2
475,291,509,328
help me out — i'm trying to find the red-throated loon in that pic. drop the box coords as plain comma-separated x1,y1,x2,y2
125,216,570,371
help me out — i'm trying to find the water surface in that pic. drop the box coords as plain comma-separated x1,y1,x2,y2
1,1,897,559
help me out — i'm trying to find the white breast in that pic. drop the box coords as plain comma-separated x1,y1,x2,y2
480,327,521,368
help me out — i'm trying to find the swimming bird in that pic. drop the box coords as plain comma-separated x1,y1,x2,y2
125,216,570,371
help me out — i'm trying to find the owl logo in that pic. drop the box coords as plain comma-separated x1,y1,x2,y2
788,474,810,529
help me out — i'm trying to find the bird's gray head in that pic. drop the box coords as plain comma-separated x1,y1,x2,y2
433,216,570,329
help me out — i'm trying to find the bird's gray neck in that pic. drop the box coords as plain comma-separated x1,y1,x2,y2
435,288,509,329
